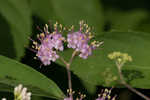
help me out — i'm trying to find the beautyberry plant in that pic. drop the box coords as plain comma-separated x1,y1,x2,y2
30,21,102,66
28,21,117,100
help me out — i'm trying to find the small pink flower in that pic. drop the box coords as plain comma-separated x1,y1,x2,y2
67,21,101,59
30,24,64,66
96,88,116,100
64,97,73,100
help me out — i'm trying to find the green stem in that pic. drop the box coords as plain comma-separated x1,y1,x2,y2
117,63,150,100
60,51,77,99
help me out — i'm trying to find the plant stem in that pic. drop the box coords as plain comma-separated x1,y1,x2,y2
60,57,72,89
117,63,150,100
66,63,72,94
69,51,77,64
60,51,77,99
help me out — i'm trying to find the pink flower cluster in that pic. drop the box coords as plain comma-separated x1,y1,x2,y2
64,89,86,100
31,24,64,65
30,21,101,66
64,88,116,100
96,88,116,100
67,32,92,59
36,33,64,65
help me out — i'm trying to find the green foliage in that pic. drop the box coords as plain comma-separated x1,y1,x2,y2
30,0,57,22
50,0,104,34
30,0,104,35
81,81,96,94
57,32,150,91
105,9,149,31
0,55,64,99
1,0,150,98
0,0,32,60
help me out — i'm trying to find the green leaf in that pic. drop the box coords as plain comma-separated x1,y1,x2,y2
0,15,16,59
0,55,64,99
30,0,57,22
50,0,104,34
30,0,104,34
81,81,96,94
0,0,32,60
105,9,148,32
135,16,150,33
57,32,150,90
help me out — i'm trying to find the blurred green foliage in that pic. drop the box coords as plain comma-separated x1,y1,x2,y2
0,0,32,60
0,0,150,100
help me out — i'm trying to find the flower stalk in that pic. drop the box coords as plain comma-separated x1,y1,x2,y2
108,51,150,100
117,63,150,100
60,51,77,99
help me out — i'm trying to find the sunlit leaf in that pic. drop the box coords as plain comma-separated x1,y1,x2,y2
0,55,64,99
